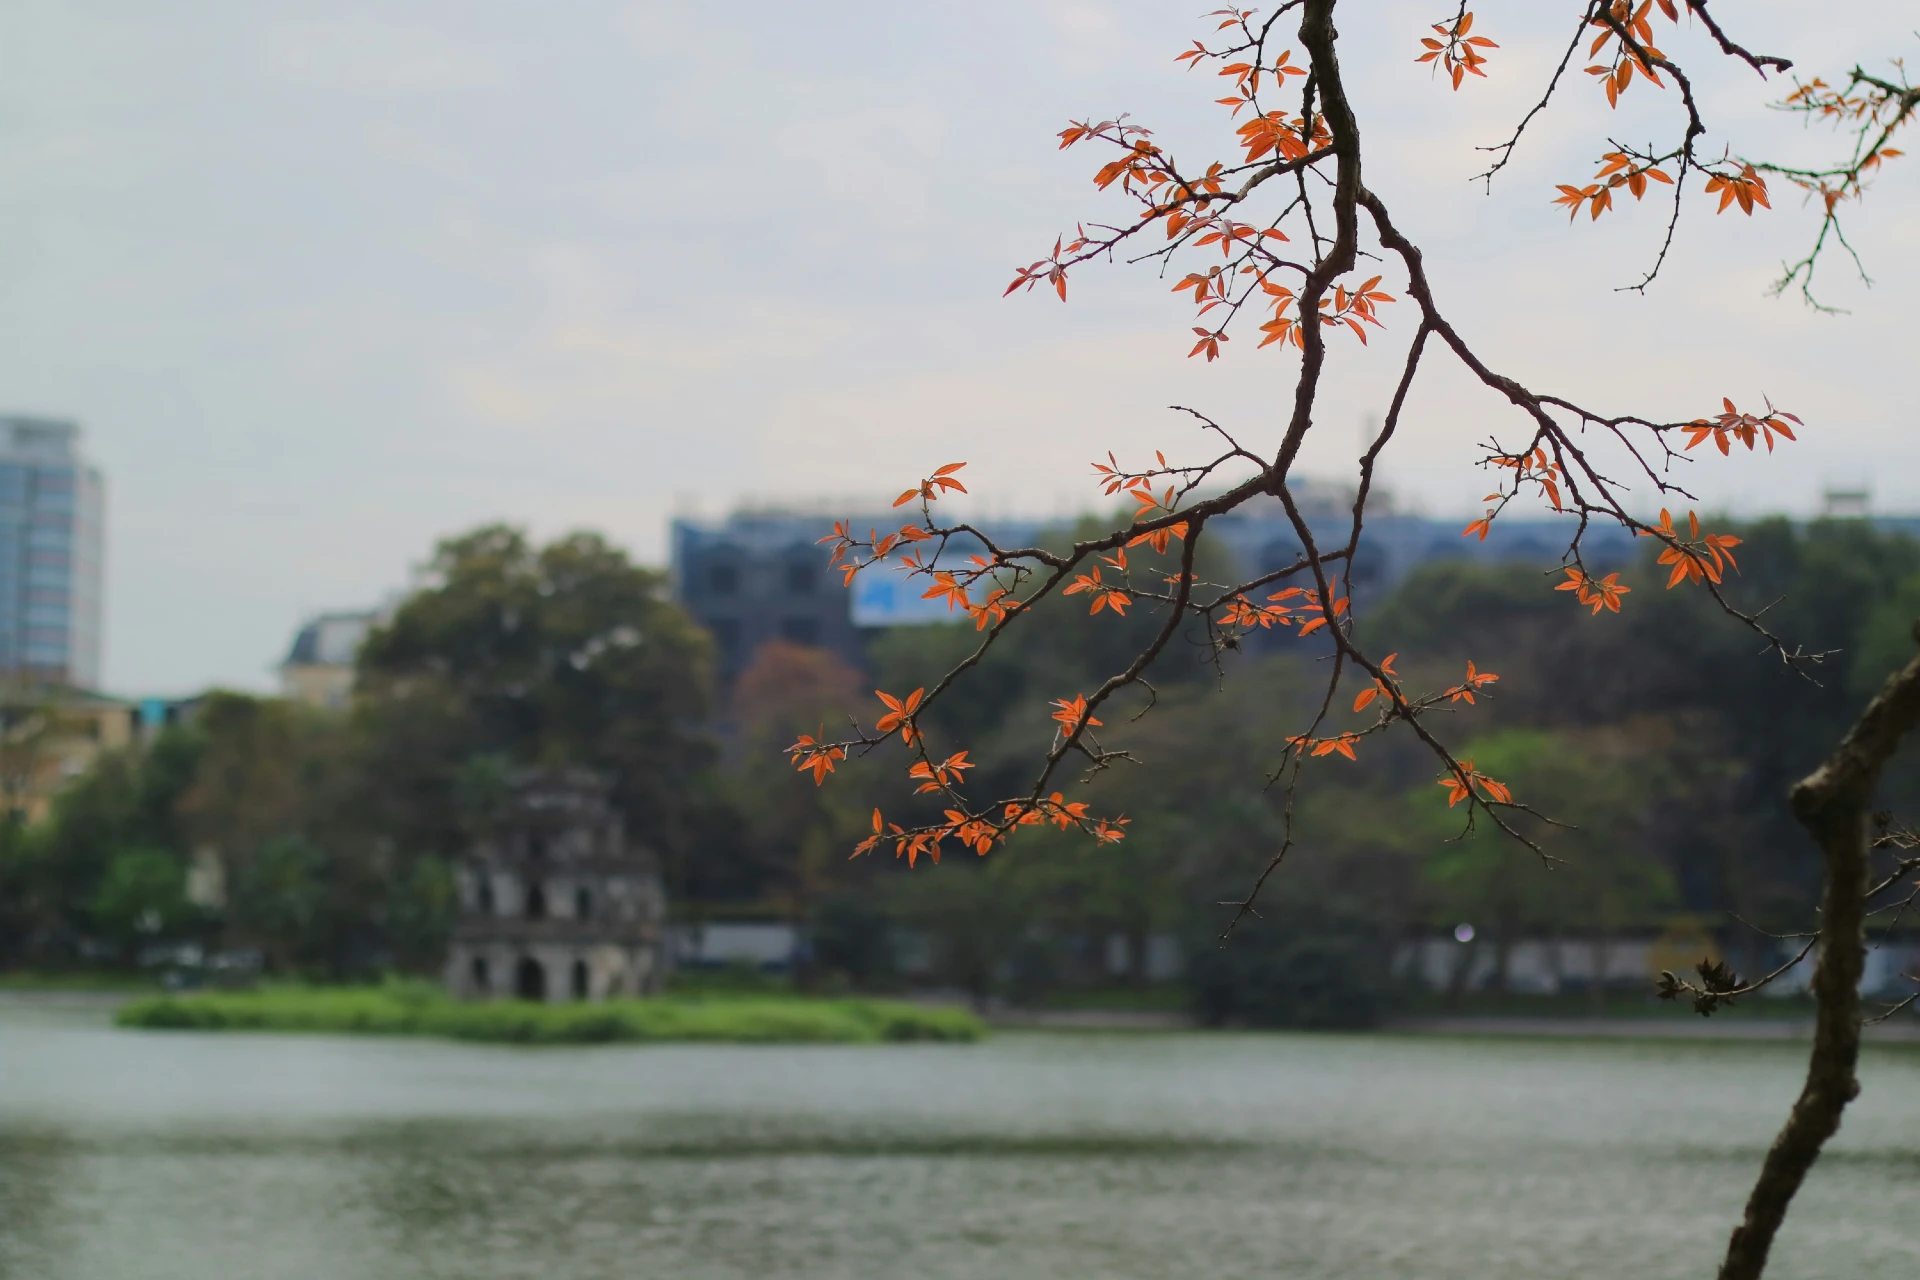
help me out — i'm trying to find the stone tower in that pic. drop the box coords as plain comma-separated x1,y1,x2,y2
446,768,666,1002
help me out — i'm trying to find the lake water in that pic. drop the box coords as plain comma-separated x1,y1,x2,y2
2,998,1917,1280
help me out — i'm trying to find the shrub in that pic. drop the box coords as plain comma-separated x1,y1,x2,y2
1185,899,1396,1030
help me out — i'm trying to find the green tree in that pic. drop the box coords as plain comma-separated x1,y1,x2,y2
355,525,715,863
1416,727,1676,1007
89,847,195,960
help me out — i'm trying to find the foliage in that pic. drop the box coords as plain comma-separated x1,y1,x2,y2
115,983,984,1045
354,525,715,863
1186,895,1394,1030
89,847,195,958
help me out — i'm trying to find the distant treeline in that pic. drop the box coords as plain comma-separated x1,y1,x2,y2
4,516,1918,1023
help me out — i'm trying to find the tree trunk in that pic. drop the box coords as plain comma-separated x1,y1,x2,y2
1716,633,1920,1280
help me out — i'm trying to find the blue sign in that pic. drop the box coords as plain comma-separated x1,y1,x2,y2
849,560,972,627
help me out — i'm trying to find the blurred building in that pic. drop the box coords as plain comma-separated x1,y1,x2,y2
668,490,1639,681
671,508,1043,681
0,685,135,822
447,768,667,1002
0,416,106,689
278,610,377,709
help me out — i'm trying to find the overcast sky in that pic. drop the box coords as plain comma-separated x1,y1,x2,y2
0,1,1912,694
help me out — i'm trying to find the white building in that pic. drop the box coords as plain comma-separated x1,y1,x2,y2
278,610,377,709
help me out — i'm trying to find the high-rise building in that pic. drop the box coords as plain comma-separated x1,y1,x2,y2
0,417,105,689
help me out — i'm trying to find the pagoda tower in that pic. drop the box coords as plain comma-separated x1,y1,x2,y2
446,768,666,1001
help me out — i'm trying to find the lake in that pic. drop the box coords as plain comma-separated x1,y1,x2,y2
2,996,1917,1279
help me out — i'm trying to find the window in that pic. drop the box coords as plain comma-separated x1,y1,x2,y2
471,956,490,992
524,880,547,920
708,562,739,595
575,886,593,920
780,617,820,646
571,958,590,1000
784,561,815,595
515,956,546,1001
478,881,495,916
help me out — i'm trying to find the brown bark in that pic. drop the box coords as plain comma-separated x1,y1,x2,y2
1716,632,1920,1280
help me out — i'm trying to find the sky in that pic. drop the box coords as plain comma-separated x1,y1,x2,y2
0,0,1913,695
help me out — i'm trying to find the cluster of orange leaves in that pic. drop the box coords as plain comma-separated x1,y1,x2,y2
1178,36,1325,165
1785,75,1912,129
788,731,845,784
1351,656,1498,718
1702,165,1771,216
1463,448,1564,542
821,462,1034,634
894,461,968,508
1219,578,1351,636
910,751,973,794
875,687,925,745
1778,77,1906,210
1050,694,1104,735
1064,548,1134,615
1448,661,1499,705
854,806,994,868
1287,730,1363,761
1685,398,1800,454
853,793,1131,869
1586,0,1675,108
1641,508,1743,587
1121,483,1191,555
1556,568,1633,614
1554,152,1675,221
1416,11,1498,89
1291,655,1510,811
1232,110,1329,166
1439,760,1513,808
1351,653,1401,712
1536,2,1774,221
818,519,931,587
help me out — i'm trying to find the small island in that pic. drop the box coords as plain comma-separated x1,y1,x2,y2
116,983,983,1045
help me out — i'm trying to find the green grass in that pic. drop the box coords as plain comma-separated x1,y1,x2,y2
114,981,985,1045
0,969,160,992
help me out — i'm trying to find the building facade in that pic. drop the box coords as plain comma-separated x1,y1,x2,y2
0,686,135,822
279,610,377,709
0,417,106,689
668,493,1641,681
446,769,667,1002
